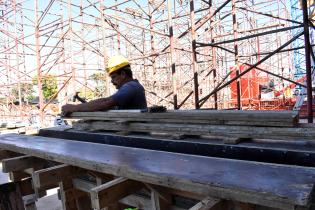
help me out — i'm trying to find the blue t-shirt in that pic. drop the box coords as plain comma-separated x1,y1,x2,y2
111,80,147,109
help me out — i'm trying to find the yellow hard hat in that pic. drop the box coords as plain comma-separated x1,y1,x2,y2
106,55,130,75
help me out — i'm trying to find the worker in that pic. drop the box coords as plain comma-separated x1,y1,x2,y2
61,55,147,115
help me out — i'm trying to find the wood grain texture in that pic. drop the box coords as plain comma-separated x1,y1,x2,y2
2,155,44,173
0,182,24,210
90,177,143,209
0,134,314,210
32,164,83,189
72,121,315,140
189,197,221,210
68,110,299,127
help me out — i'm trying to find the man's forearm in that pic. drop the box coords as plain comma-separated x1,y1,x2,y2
75,97,116,112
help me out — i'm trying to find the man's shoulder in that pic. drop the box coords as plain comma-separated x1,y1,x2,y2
123,80,143,88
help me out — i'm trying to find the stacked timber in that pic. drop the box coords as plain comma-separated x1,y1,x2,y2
65,110,315,141
70,110,299,127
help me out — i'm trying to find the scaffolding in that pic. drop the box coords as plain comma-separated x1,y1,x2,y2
0,0,314,125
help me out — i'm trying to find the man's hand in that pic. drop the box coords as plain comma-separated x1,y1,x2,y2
61,104,79,116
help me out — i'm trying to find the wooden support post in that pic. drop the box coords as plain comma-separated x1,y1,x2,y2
73,178,130,210
236,202,255,210
145,183,172,207
18,178,34,196
87,171,114,184
0,181,25,210
33,164,92,210
9,172,46,199
145,183,172,210
9,171,30,182
72,178,95,192
189,197,221,210
60,179,92,210
13,174,46,199
151,190,171,210
90,177,144,209
32,164,83,189
34,187,47,199
18,179,38,210
2,155,45,173
59,179,80,210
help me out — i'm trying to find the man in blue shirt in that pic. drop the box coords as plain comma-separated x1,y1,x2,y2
62,55,147,115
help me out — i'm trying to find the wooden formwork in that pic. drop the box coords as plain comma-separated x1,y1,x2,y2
0,110,314,210
0,150,224,210
0,133,314,210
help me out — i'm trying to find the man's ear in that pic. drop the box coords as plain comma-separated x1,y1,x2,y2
121,71,127,78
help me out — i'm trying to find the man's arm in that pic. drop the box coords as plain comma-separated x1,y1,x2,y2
62,97,117,115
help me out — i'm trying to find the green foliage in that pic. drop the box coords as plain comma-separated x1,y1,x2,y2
11,82,35,102
89,72,106,97
33,75,58,99
89,72,105,85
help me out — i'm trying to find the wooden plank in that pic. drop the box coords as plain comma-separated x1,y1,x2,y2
0,182,24,210
145,183,172,210
72,121,315,140
119,194,153,210
70,110,298,121
90,177,144,209
59,178,93,210
72,178,95,192
59,180,76,210
0,150,22,160
72,178,187,210
32,164,83,189
87,171,114,183
68,110,299,127
189,197,221,210
72,179,185,210
120,194,187,210
145,183,172,205
9,171,30,182
151,190,171,210
0,134,314,210
18,178,34,196
142,184,204,201
72,117,296,127
40,129,315,169
2,155,45,173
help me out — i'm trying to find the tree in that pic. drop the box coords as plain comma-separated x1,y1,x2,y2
11,82,35,103
33,75,58,100
89,72,106,97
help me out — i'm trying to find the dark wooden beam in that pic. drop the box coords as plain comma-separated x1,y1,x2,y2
32,164,83,189
189,197,221,210
90,177,144,209
2,155,45,173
